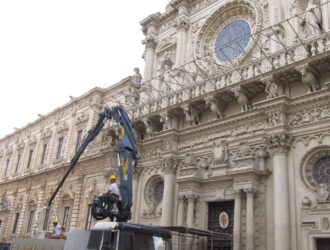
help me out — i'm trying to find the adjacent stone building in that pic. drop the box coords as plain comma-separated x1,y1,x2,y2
1,0,330,249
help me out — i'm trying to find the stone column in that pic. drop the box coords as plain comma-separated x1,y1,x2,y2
321,0,330,31
233,191,242,250
132,168,142,221
161,158,177,226
177,195,185,226
245,189,255,250
266,133,293,250
142,36,157,82
186,194,197,228
174,2,189,68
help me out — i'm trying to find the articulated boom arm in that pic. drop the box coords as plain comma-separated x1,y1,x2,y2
46,106,139,223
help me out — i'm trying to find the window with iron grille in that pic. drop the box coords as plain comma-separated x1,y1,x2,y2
62,206,70,228
4,159,10,177
41,144,47,165
26,149,33,169
15,154,21,173
75,130,83,152
13,213,19,234
85,204,92,230
56,137,64,159
27,210,34,233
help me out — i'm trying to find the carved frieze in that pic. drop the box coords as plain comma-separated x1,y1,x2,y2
288,103,330,127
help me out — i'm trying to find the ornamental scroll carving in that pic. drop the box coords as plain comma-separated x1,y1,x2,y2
161,157,178,174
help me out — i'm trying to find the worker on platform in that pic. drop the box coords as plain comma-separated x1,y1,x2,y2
50,220,66,239
97,175,119,220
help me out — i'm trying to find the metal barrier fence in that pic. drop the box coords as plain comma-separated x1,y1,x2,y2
0,243,10,250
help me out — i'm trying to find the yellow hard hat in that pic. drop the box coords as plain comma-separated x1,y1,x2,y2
110,175,117,181
52,220,58,224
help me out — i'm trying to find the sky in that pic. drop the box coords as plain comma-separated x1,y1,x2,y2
0,0,169,139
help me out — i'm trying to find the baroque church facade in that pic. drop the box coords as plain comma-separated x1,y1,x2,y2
1,0,330,249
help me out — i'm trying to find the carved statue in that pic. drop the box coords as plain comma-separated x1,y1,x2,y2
143,119,154,137
0,194,10,211
298,66,320,93
300,0,322,37
316,183,329,202
159,64,175,94
234,88,252,112
205,97,225,118
212,140,227,164
265,81,279,99
182,105,201,125
129,68,142,103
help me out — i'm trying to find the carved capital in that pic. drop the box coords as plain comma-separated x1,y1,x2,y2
142,36,157,49
175,15,190,30
186,194,198,202
161,157,178,174
265,133,293,154
133,167,142,177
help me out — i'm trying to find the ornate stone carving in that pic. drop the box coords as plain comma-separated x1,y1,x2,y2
142,118,154,137
205,96,225,118
321,217,329,230
41,128,53,140
194,0,263,71
296,64,321,93
75,112,89,126
288,103,330,126
300,0,322,38
302,196,312,207
233,87,253,112
265,133,293,154
128,68,142,104
182,104,201,125
142,175,164,219
316,183,330,202
142,35,157,50
0,193,10,211
212,140,227,164
300,146,330,190
161,157,178,174
262,76,283,99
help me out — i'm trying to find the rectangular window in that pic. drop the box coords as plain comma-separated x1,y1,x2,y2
15,154,21,173
56,137,64,159
27,210,34,233
75,130,83,152
13,213,19,234
41,144,47,165
85,204,92,230
62,206,70,228
4,159,10,176
26,149,33,169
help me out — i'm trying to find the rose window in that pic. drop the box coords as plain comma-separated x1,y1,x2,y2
214,20,251,62
312,156,330,184
145,176,164,205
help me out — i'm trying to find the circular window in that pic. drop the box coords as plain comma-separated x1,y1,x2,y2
145,176,164,205
313,156,330,184
301,146,330,190
214,20,251,62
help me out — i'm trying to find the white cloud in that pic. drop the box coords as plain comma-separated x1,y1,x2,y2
0,0,169,138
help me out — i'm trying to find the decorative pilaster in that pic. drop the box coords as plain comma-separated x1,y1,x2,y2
161,157,178,226
174,1,189,67
266,133,293,250
177,195,186,226
186,194,197,228
244,188,255,250
142,36,157,82
233,190,242,250
132,168,142,221
69,176,84,229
